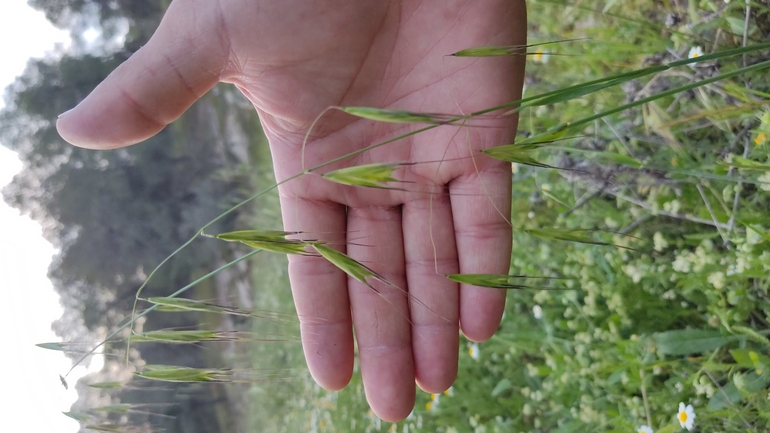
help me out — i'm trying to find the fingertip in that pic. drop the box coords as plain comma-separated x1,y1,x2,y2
460,287,506,342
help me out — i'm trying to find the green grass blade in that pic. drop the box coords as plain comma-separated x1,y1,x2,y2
523,59,770,146
547,145,643,168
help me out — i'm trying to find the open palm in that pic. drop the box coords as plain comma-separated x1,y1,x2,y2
57,0,526,421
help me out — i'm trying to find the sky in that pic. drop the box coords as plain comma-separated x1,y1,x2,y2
0,2,102,432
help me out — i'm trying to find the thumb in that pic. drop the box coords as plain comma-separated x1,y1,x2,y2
57,3,229,149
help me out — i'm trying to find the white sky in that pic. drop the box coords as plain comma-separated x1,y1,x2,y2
0,2,101,432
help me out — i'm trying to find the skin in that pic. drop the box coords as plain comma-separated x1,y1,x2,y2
56,0,526,422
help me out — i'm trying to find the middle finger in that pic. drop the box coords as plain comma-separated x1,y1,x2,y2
347,205,415,422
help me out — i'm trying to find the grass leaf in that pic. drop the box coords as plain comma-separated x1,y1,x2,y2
650,329,738,356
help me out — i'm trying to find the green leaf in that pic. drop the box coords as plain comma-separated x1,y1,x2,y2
650,329,737,356
708,380,742,410
491,378,512,397
718,155,770,171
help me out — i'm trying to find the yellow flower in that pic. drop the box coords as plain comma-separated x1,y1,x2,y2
756,132,767,146
677,402,696,431
444,386,454,396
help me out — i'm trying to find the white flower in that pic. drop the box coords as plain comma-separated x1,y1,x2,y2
688,46,704,59
636,425,654,433
469,343,480,360
707,271,726,289
443,386,454,397
677,402,696,430
532,48,550,64
532,305,543,319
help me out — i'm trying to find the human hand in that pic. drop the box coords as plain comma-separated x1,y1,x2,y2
56,0,526,421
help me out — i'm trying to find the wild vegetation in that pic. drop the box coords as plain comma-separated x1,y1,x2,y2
3,0,770,432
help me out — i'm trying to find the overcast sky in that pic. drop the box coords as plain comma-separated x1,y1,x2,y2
0,2,102,432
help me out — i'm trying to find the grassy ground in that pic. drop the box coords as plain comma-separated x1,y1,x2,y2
236,1,770,432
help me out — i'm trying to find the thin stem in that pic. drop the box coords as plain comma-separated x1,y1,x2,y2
609,191,732,230
639,368,652,429
696,184,728,244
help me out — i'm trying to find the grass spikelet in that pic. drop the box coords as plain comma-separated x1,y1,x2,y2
338,106,448,124
128,330,245,344
146,297,252,316
86,381,125,389
481,142,555,169
525,228,614,247
83,425,144,433
209,230,313,256
90,404,133,414
63,411,91,422
449,38,586,57
322,163,401,188
134,365,231,383
36,342,77,352
445,273,570,290
311,243,383,286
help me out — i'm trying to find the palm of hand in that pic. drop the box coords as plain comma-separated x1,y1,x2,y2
57,0,525,421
